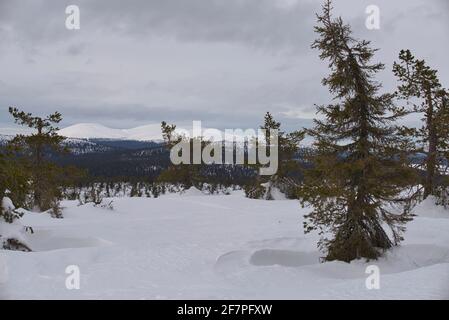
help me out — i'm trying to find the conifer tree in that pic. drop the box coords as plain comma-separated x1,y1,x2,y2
130,182,138,197
161,121,177,148
159,121,204,188
393,50,449,203
0,149,30,209
262,112,304,196
0,140,31,250
245,112,304,199
299,1,415,262
0,153,21,222
8,107,67,212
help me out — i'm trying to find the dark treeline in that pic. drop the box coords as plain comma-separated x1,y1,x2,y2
52,143,259,186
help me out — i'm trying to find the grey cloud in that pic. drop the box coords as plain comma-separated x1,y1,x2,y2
66,43,87,56
0,0,448,132
85,0,317,52
0,0,318,53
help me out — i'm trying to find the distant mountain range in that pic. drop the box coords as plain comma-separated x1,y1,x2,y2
0,122,164,141
1,122,431,183
0,122,274,143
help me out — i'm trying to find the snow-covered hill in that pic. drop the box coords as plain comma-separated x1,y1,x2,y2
58,123,261,142
58,123,164,141
3,122,279,144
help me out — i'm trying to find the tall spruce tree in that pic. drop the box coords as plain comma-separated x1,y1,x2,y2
393,50,449,203
299,1,415,262
8,107,67,212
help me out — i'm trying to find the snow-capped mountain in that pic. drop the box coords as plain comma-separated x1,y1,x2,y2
57,123,257,142
2,122,276,144
58,123,164,141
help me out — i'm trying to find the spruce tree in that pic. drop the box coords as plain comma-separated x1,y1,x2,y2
393,50,449,203
8,107,67,212
299,1,415,262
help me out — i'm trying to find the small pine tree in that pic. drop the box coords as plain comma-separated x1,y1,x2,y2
106,183,111,198
393,50,449,203
161,121,177,148
85,185,103,205
130,183,138,197
0,150,31,251
0,149,30,208
151,184,160,198
158,121,202,188
8,107,67,212
299,1,416,262
245,112,304,199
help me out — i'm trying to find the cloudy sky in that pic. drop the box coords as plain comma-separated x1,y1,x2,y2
0,0,448,132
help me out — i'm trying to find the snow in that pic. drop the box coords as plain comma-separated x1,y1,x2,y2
1,197,15,212
0,197,29,250
1,192,448,299
414,196,449,219
57,123,226,142
0,221,27,248
58,123,164,141
57,122,261,142
4,122,286,145
261,182,288,200
180,186,205,196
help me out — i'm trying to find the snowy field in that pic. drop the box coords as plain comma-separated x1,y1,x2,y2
1,189,449,299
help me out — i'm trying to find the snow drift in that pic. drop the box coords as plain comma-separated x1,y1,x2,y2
0,192,448,299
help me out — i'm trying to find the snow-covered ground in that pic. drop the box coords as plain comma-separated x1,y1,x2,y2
1,190,448,299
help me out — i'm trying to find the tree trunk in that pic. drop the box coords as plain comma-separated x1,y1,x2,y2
34,125,44,210
424,88,437,199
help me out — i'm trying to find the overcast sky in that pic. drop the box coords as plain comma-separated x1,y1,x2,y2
0,0,448,132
